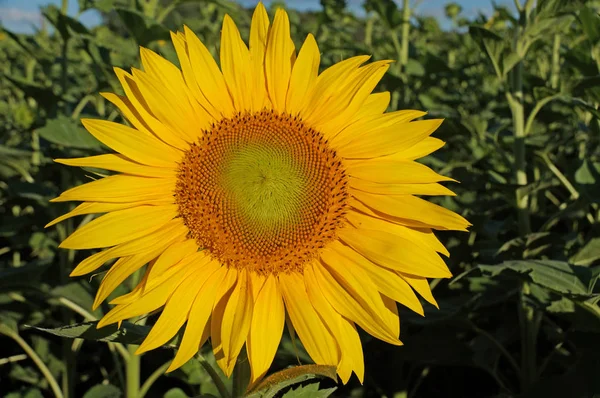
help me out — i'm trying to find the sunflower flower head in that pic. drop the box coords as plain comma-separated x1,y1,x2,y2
49,2,470,385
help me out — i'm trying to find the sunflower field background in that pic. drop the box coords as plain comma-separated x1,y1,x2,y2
1,0,599,397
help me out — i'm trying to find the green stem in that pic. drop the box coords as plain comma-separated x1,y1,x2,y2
126,345,141,398
198,354,231,398
550,34,561,90
518,282,541,391
400,0,411,105
139,361,171,398
0,326,64,398
126,269,143,398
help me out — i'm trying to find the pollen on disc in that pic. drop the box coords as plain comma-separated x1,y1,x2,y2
174,110,349,274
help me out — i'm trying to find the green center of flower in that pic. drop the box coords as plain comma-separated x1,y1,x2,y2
219,142,306,238
175,110,348,274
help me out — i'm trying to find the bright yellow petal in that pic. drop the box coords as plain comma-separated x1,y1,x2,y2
350,180,456,196
337,227,452,278
247,274,284,383
51,175,174,204
347,159,455,184
313,256,401,344
170,31,220,119
318,61,391,134
338,119,443,159
399,274,439,308
69,219,186,276
279,272,340,366
110,69,189,150
328,240,424,316
352,191,471,231
219,268,253,376
303,266,364,383
352,92,390,121
59,205,178,250
136,259,221,354
46,201,138,228
332,109,426,147
54,154,176,178
249,2,270,111
265,9,295,111
167,265,227,372
145,240,200,288
81,118,182,167
221,15,253,112
97,262,194,328
211,268,238,373
286,34,319,115
346,210,449,257
387,137,446,161
184,26,235,117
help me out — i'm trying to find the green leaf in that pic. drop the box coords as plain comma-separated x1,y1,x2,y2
0,259,53,291
281,383,337,398
578,6,600,45
163,388,189,398
570,237,600,266
26,321,153,345
115,8,171,47
246,365,337,398
475,260,595,297
42,5,90,41
83,384,122,398
468,26,505,78
37,115,102,149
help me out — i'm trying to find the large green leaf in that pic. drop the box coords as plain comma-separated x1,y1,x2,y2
26,321,152,345
246,365,337,398
476,260,596,297
281,383,336,398
37,116,103,149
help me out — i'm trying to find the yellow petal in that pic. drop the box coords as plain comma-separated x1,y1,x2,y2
399,274,439,308
332,109,427,147
328,240,423,315
247,274,284,383
110,70,189,150
46,201,139,228
303,266,364,384
387,137,445,161
318,61,391,134
221,15,253,113
184,26,235,117
131,67,203,143
97,263,194,328
145,240,200,288
249,2,270,111
314,255,401,344
346,210,449,257
265,9,295,111
279,272,340,366
55,154,176,178
347,159,455,184
338,119,443,159
81,118,181,167
353,92,390,121
300,55,370,122
286,34,320,115
136,259,221,354
350,180,456,196
211,268,238,373
168,265,227,372
337,227,452,278
170,31,220,119
59,205,178,250
52,174,174,203
352,191,471,231
219,268,253,375
69,219,187,276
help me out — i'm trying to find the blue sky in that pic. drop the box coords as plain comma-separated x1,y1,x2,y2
0,0,513,33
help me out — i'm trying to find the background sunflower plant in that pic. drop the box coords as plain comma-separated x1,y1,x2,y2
1,0,599,397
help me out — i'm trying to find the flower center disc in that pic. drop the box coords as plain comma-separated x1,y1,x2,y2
175,111,348,274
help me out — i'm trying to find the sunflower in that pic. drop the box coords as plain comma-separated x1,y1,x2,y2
49,2,469,384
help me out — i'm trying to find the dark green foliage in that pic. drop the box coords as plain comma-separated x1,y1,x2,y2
0,0,599,397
